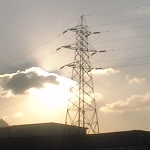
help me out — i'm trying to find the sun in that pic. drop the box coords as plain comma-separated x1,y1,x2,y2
26,75,77,123
28,83,70,109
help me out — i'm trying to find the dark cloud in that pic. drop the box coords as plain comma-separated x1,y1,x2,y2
0,67,59,95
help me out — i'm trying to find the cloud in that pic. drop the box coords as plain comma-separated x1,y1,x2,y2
0,67,59,96
94,93,104,101
100,92,150,113
91,68,120,76
13,112,24,118
126,75,146,84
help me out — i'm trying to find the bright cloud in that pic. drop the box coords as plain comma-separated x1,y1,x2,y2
94,93,104,101
126,75,146,84
100,92,150,113
0,67,75,97
91,68,120,76
13,112,24,118
0,67,77,123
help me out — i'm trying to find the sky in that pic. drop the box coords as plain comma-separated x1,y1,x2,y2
0,0,150,133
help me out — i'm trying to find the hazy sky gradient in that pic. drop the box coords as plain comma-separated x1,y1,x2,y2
0,0,150,133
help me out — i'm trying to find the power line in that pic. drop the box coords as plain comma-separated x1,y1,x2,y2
95,45,150,53
93,34,150,44
0,100,25,111
0,18,78,72
20,44,150,72
89,16,150,27
106,45,150,52
89,24,150,45
0,34,61,70
0,62,149,113
92,62,150,70
85,4,150,16
1,15,150,72
92,55,150,64
110,62,150,69
97,24,150,34
0,44,149,112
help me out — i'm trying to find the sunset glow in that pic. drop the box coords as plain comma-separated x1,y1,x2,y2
0,0,150,133
28,84,69,109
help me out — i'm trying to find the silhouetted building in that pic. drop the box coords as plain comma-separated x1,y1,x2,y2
0,122,149,149
0,119,9,128
0,122,86,137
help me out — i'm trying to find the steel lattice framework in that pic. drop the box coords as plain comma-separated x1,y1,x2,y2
64,16,99,134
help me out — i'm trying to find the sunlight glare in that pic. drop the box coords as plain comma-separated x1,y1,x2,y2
28,83,69,109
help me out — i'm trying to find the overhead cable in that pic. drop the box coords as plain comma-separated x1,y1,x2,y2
0,18,78,72
93,34,150,44
90,16,150,27
92,55,150,64
85,4,150,16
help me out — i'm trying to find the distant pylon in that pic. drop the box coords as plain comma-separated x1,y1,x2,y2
63,16,99,134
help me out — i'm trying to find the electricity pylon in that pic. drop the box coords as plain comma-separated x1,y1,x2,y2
60,16,99,134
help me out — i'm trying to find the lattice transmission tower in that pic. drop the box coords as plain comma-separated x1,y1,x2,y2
60,16,100,134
